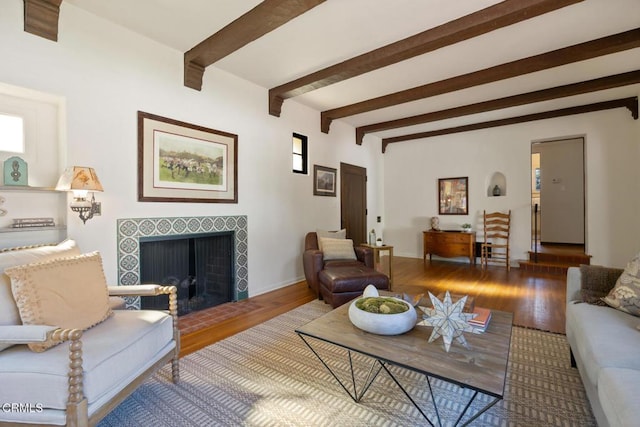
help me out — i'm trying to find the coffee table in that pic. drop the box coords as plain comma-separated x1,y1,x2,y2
296,300,513,426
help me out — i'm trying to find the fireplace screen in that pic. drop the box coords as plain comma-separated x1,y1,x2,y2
139,232,234,315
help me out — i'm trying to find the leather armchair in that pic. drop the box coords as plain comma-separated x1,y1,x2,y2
303,232,374,298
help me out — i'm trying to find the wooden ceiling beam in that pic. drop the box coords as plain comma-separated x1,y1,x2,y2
381,97,639,152
23,0,63,42
356,70,640,144
268,0,583,117
322,27,640,133
184,0,325,91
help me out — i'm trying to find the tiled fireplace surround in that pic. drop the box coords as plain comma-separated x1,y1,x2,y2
117,216,249,334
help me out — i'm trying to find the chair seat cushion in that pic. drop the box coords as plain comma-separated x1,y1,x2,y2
319,266,389,293
0,309,174,411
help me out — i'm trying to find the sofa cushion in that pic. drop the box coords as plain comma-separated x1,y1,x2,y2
598,368,640,427
579,264,622,305
0,309,174,412
603,252,640,316
566,301,640,387
5,251,112,352
0,240,81,352
320,237,356,261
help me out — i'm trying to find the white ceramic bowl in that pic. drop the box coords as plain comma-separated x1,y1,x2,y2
348,295,417,335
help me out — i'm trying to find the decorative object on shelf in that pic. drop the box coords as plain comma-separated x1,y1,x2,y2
56,166,103,224
348,284,417,335
138,111,238,203
438,177,468,215
0,196,6,216
461,223,472,232
417,291,476,352
430,216,440,231
376,237,383,246
12,217,55,228
369,228,376,245
313,164,337,197
493,184,501,196
3,156,28,186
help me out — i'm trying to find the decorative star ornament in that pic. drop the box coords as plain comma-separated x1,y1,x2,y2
417,291,476,352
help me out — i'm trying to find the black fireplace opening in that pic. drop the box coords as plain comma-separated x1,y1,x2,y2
139,232,235,316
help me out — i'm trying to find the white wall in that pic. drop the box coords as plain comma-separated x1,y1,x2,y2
0,0,384,296
384,108,640,268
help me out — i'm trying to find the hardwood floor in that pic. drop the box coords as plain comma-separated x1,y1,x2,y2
180,257,567,357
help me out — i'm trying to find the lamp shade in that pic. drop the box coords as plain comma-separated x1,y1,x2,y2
55,166,103,192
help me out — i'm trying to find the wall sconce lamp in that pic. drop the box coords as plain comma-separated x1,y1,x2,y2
55,166,103,224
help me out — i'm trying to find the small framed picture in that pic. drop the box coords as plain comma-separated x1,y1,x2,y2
313,165,336,197
438,177,468,215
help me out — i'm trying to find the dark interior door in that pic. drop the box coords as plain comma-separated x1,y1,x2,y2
340,162,367,245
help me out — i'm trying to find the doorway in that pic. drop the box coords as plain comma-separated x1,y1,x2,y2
531,137,585,248
340,162,367,246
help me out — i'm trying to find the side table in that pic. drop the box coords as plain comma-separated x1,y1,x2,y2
361,244,394,289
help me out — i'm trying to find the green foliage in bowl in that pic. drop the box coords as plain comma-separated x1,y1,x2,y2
356,297,409,314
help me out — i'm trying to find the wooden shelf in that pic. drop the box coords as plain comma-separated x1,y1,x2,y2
0,186,59,193
0,225,66,234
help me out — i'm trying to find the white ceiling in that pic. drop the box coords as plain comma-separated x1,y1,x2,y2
64,0,640,142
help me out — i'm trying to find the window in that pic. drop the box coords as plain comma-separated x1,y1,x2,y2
292,133,308,174
0,113,25,153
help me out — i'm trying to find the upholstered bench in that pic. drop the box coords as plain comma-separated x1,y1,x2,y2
318,266,389,308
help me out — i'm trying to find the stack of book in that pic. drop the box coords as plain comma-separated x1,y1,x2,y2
12,217,56,228
469,307,492,333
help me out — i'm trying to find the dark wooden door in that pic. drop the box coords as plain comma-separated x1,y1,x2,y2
340,162,367,245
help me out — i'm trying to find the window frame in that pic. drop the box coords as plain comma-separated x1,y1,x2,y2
292,132,308,175
0,112,26,154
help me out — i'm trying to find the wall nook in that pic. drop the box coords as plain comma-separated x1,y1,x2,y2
487,172,507,197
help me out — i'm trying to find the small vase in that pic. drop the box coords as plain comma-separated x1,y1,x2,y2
369,229,376,245
492,185,501,196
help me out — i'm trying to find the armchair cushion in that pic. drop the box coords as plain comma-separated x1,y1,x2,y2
5,251,112,352
0,310,174,417
316,228,346,251
320,237,357,261
0,239,80,328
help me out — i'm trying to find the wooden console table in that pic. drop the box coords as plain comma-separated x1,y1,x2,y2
423,230,476,265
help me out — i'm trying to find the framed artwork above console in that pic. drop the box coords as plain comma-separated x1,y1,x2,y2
438,177,468,215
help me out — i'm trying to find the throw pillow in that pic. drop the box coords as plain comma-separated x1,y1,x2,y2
320,237,356,261
316,229,346,251
5,251,112,352
602,253,640,317
579,265,623,305
0,239,82,352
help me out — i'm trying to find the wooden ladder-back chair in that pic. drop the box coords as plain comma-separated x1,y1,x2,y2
481,210,511,271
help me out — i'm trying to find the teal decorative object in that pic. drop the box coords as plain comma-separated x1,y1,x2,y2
3,156,28,186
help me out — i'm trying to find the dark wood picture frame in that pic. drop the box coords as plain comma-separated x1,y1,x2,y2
313,165,337,197
438,177,468,215
138,111,238,203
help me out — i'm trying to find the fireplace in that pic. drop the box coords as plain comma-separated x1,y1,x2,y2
116,216,248,310
139,232,234,315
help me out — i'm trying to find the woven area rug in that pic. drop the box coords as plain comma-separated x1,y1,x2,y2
99,300,595,426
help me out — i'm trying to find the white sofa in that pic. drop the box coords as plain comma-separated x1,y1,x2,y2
0,240,179,426
566,266,640,427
